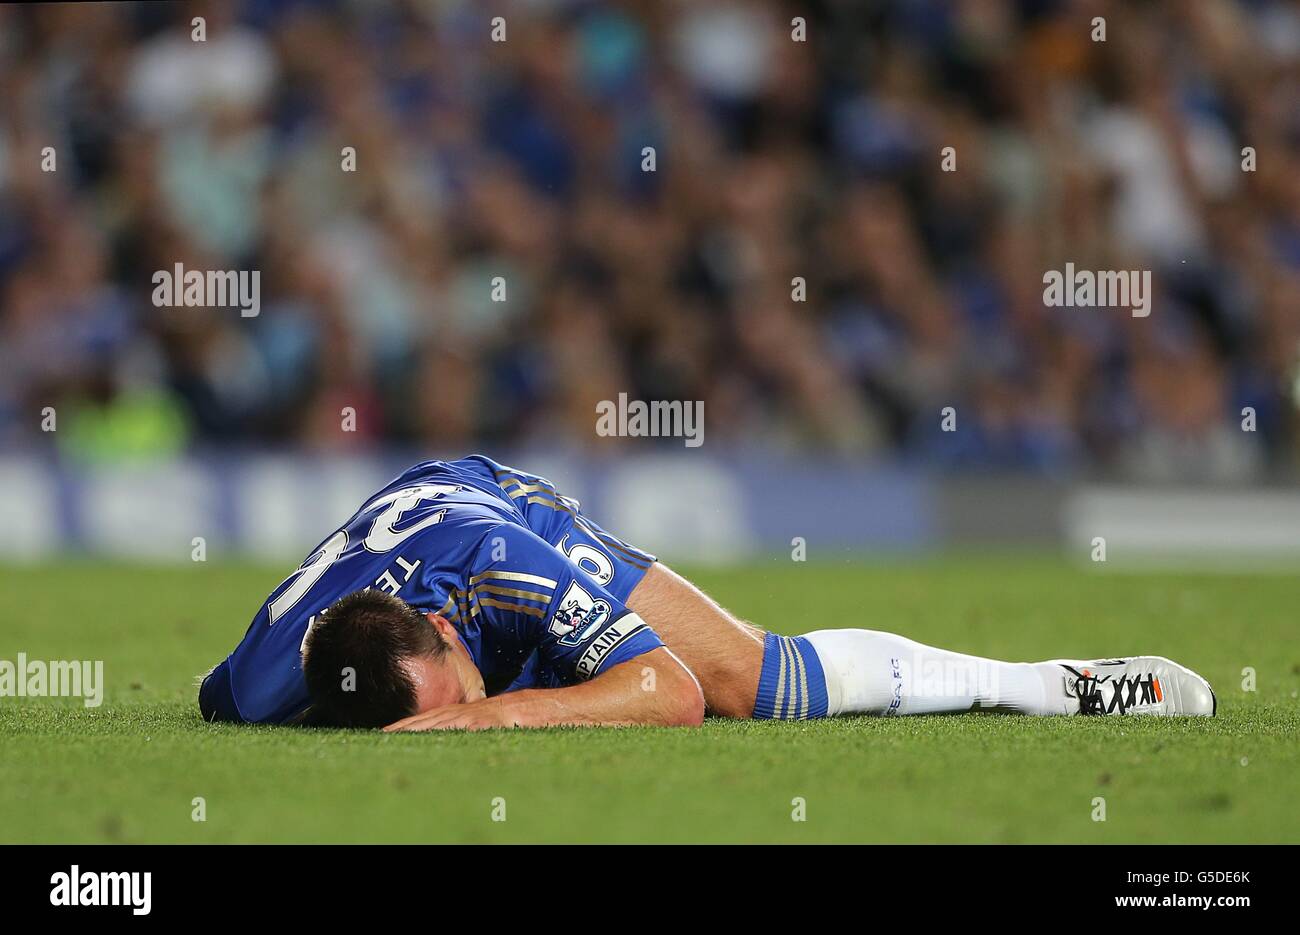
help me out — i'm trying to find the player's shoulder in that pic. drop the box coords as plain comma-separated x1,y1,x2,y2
332,455,542,568
364,457,509,516
371,474,530,545
393,454,559,496
388,454,502,489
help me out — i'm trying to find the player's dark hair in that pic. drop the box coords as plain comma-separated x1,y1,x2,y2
301,590,449,728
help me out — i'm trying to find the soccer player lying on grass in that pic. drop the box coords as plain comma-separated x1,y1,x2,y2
198,455,1216,730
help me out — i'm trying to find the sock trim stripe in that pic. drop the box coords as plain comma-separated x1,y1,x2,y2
781,637,796,718
793,638,809,719
774,637,788,718
754,633,829,720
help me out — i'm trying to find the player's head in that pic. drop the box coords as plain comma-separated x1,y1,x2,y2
301,590,486,728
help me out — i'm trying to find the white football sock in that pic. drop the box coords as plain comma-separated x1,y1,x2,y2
801,629,1069,717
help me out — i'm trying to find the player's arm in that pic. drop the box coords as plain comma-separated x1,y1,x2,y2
384,645,703,731
387,522,704,731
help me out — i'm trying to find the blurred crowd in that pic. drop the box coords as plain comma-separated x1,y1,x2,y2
1,0,1298,479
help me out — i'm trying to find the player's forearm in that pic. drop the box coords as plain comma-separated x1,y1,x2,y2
495,650,704,728
384,649,704,731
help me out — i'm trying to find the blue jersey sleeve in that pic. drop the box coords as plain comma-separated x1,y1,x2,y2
462,523,664,686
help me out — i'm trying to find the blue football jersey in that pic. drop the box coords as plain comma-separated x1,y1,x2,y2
199,456,663,724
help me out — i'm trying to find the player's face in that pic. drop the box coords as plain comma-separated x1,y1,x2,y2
403,613,487,713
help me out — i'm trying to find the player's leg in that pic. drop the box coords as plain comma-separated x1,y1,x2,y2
627,566,1061,718
628,565,1216,718
800,629,1216,717
625,563,764,718
799,628,1064,716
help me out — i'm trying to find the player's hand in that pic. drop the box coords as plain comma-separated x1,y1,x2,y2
383,698,514,732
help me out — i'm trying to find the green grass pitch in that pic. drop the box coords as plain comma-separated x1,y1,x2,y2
1,556,1296,843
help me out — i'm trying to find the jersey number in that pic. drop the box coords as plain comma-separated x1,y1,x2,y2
267,484,459,625
561,535,615,586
